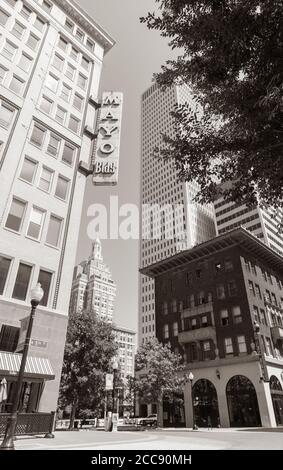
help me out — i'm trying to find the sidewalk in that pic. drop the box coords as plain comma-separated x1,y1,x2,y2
155,426,283,433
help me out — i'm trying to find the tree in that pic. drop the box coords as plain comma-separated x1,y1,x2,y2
59,310,117,429
141,1,283,209
134,338,184,426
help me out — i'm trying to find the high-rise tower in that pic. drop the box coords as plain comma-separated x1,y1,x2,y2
139,83,216,344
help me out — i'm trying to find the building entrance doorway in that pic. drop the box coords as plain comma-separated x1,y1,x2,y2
192,379,220,427
226,375,261,427
269,375,283,426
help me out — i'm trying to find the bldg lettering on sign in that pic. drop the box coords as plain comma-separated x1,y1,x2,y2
92,92,123,185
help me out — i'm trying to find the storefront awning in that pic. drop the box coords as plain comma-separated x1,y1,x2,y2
0,352,55,380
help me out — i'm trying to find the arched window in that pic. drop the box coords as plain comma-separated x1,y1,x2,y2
226,375,261,427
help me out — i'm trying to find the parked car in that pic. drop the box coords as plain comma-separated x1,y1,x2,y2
136,414,157,427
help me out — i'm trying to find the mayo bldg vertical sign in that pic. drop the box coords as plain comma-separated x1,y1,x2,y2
93,92,123,186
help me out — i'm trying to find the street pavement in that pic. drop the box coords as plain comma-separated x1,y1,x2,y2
12,427,283,450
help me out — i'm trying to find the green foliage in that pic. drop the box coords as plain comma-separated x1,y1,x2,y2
58,310,117,419
135,338,184,404
141,1,283,208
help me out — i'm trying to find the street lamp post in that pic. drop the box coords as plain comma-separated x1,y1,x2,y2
185,371,198,430
0,283,44,450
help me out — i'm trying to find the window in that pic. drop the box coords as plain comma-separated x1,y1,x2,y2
26,33,39,51
244,258,250,272
58,36,68,52
55,175,69,200
265,337,273,356
271,292,277,306
65,19,74,32
2,41,17,61
255,284,262,299
228,280,237,297
191,318,197,330
253,305,259,322
186,272,193,285
70,47,79,61
216,284,225,299
202,341,211,360
68,115,80,133
251,263,257,275
5,198,26,232
162,301,168,315
248,280,255,296
12,263,32,301
42,1,52,12
0,102,14,128
26,207,45,240
172,299,177,313
77,73,87,89
40,95,53,114
47,133,61,157
45,74,59,93
55,106,66,125
34,17,45,32
0,65,7,84
201,315,208,327
196,268,202,279
19,157,37,183
75,28,84,42
224,337,233,354
173,322,178,336
260,309,267,325
62,143,75,166
163,324,169,339
18,53,32,72
215,262,222,273
261,269,267,282
0,256,11,295
224,258,233,271
221,309,229,326
0,9,9,26
237,335,247,353
81,56,89,71
9,75,24,95
46,215,62,247
20,5,32,20
30,124,46,147
265,290,271,303
232,305,242,323
52,54,64,71
12,21,26,40
86,39,94,51
38,167,53,192
4,0,17,6
73,93,84,111
197,291,205,305
65,63,75,80
60,83,71,102
37,269,52,306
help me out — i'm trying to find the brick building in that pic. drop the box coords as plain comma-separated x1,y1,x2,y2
141,228,283,428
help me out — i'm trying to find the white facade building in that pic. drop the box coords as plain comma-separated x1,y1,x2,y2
139,83,216,344
0,0,114,413
113,325,136,381
214,198,283,257
69,239,116,322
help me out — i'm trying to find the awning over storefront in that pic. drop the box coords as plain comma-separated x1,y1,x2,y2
0,352,55,381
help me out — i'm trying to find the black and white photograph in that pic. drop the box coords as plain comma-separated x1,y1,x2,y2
0,0,282,460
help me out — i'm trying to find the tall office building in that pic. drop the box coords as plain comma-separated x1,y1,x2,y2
113,325,136,381
0,0,114,413
69,239,116,322
139,83,216,344
214,191,283,256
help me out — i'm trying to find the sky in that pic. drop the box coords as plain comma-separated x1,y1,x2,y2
76,0,175,332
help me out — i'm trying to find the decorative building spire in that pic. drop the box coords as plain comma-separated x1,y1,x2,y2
91,238,103,261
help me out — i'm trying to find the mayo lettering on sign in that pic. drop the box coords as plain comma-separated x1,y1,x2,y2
92,92,123,185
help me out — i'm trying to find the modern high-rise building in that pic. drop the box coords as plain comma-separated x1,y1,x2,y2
0,0,114,413
139,83,216,344
214,189,283,256
69,239,116,322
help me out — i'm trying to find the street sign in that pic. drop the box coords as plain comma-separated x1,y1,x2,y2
105,373,113,390
93,91,123,186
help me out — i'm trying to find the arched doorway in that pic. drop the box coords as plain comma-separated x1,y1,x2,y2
192,379,220,427
269,375,283,426
226,375,261,427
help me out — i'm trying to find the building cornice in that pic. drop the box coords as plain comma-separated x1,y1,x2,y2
53,0,115,53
